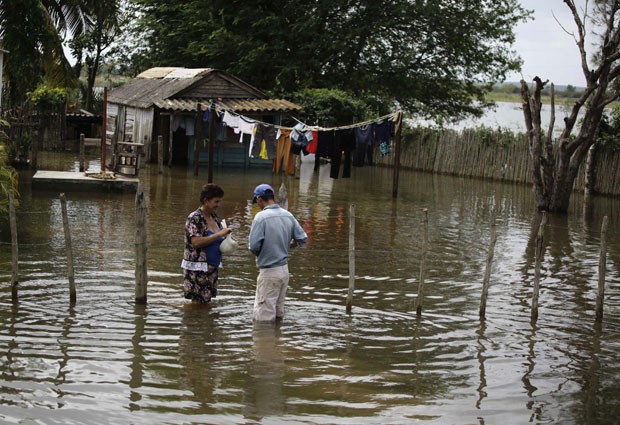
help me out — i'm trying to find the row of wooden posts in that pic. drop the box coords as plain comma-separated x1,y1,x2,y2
345,204,610,323
7,187,149,305
7,190,610,323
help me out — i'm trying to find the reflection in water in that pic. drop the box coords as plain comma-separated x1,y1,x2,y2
129,305,146,411
54,306,76,405
178,303,223,402
243,322,285,421
1,152,619,424
476,320,488,410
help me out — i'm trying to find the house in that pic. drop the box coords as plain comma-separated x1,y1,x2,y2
106,67,302,167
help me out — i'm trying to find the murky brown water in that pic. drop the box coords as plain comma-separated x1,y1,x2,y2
1,151,619,424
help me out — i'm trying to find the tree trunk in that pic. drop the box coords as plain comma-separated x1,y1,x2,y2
521,78,552,211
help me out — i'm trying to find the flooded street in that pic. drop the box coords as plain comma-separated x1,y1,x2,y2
1,151,619,424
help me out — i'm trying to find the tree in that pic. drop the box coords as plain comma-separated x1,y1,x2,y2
69,0,125,112
521,0,620,213
126,0,530,121
0,0,91,107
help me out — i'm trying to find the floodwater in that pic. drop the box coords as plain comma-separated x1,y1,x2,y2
410,101,583,137
1,151,619,424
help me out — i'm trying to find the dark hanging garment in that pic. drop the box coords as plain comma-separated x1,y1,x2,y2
366,143,375,165
316,130,332,158
341,129,356,178
330,130,343,179
315,130,333,171
252,124,278,159
353,125,374,166
373,119,393,145
352,140,366,167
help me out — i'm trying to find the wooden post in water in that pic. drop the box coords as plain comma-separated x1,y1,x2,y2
207,102,216,183
595,216,609,322
157,135,164,174
392,111,403,198
79,133,85,172
194,104,202,177
135,185,148,304
278,183,288,210
9,190,18,302
415,208,428,316
60,193,76,303
101,87,107,173
479,220,497,319
346,204,356,314
168,115,174,168
531,212,547,322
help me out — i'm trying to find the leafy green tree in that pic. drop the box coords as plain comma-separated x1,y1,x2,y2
0,0,91,107
289,88,370,127
521,0,620,213
69,0,125,112
125,0,530,121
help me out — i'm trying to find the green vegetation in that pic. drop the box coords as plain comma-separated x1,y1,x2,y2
487,83,583,105
0,120,20,216
115,0,530,123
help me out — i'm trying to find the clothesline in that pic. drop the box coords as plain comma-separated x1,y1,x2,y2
290,111,400,131
215,106,400,132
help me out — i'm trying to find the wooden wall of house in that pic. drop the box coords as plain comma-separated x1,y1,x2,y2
186,75,262,99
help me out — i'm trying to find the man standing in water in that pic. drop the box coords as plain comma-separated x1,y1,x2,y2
248,184,307,322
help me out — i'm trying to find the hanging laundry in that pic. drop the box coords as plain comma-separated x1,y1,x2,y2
237,115,256,144
273,129,295,175
250,124,278,159
173,115,185,131
222,110,240,129
330,128,356,179
259,139,268,159
373,118,395,145
316,130,332,159
184,115,195,136
353,124,374,166
305,130,319,154
291,122,313,154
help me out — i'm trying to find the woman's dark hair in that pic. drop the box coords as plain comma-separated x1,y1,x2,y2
200,183,224,203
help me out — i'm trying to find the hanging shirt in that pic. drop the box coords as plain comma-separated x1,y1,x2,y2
305,130,319,153
238,115,256,144
354,124,374,145
291,123,313,148
223,111,240,129
373,119,394,145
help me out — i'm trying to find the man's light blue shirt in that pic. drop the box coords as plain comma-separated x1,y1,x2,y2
248,204,307,268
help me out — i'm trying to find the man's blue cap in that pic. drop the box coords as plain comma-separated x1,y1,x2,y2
253,184,274,203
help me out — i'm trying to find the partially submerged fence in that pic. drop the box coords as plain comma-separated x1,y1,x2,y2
375,127,620,197
5,187,612,325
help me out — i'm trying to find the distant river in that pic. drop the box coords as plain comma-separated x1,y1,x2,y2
410,101,583,136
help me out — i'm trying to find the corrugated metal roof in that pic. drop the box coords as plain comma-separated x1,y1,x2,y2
154,98,302,112
109,67,301,112
108,77,204,109
219,98,301,112
136,67,182,79
164,68,212,79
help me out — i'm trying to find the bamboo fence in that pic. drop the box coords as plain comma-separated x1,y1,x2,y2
376,128,620,196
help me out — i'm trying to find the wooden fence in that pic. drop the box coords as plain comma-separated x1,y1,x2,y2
375,127,620,197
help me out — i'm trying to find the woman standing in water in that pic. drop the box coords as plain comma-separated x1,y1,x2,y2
181,183,232,303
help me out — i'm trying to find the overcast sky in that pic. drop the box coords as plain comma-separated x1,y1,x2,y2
507,0,592,86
